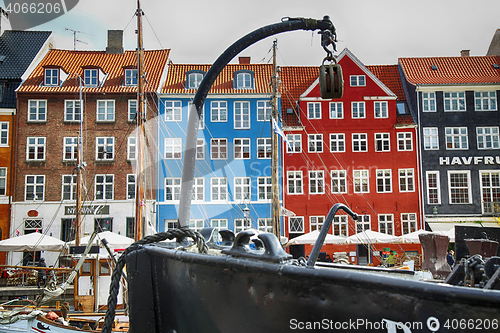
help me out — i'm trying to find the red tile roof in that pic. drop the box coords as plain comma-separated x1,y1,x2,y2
366,64,406,101
399,56,500,85
396,114,415,126
18,49,170,93
161,63,274,94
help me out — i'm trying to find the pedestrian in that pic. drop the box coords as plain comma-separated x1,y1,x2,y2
446,249,455,268
36,257,47,288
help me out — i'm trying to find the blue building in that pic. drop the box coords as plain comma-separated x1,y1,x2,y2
156,58,282,238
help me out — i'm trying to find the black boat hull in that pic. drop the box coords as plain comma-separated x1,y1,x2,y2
127,245,500,333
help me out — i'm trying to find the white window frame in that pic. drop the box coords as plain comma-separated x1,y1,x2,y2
350,75,366,87
234,177,251,201
351,102,366,118
397,132,413,151
287,171,303,195
128,99,137,121
309,170,325,194
257,177,272,201
445,127,468,150
443,92,466,112
374,101,388,118
307,102,321,119
125,68,138,86
234,218,251,233
376,169,392,193
0,167,6,196
474,91,497,111
422,92,436,112
330,133,345,152
61,174,76,201
289,216,304,233
401,213,417,235
96,100,115,122
331,170,347,194
235,72,252,89
356,215,371,233
84,68,98,86
96,137,115,161
64,100,81,122
426,171,441,205
286,134,301,153
44,68,59,86
399,169,415,193
329,102,343,119
26,137,46,161
28,100,47,122
164,138,182,159
127,137,136,160
308,134,323,153
211,138,227,160
165,177,181,202
258,218,273,233
211,177,228,201
196,139,205,160
352,133,367,152
63,137,78,161
309,216,325,232
234,101,250,129
353,170,369,193
234,138,251,159
95,174,114,200
127,174,136,200
192,177,204,202
188,72,203,89
378,214,394,235
375,133,390,152
211,100,227,122
477,127,500,150
448,170,472,204
165,100,182,121
211,219,228,242
0,122,8,146
480,171,500,214
423,127,439,150
25,175,45,201
257,138,271,159
333,215,348,237
257,100,272,121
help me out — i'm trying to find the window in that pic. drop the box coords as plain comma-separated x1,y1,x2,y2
350,75,365,86
96,137,114,160
287,171,303,195
192,178,204,201
165,101,182,121
61,219,75,242
0,168,6,195
331,170,347,193
444,92,466,111
125,69,138,86
426,171,441,204
189,220,205,232
97,100,115,122
196,139,205,159
378,214,394,235
95,174,113,200
423,127,439,150
480,171,500,214
0,122,8,146
95,218,112,232
187,72,204,89
64,100,81,122
352,133,367,152
289,217,304,233
127,137,136,160
165,178,181,201
397,132,413,151
126,217,135,239
211,177,227,201
234,177,250,201
44,68,59,86
308,134,323,153
211,101,227,122
127,174,136,200
25,175,44,201
333,215,348,237
258,218,273,233
329,102,343,119
356,215,370,233
376,169,392,193
128,100,137,121
399,169,414,192
61,175,77,201
353,170,369,193
330,133,345,152
422,92,436,112
475,91,497,111
351,102,365,118
165,138,182,159
24,218,42,232
257,138,271,158
310,216,325,232
309,170,324,194
26,137,45,161
286,134,301,153
375,133,390,152
235,72,253,89
211,138,227,159
307,102,321,119
448,171,471,204
84,68,98,86
234,218,251,233
401,213,417,235
234,101,250,129
445,127,468,150
234,138,250,159
63,137,78,161
257,177,272,200
257,100,272,121
28,100,46,122
477,127,500,149
374,101,388,118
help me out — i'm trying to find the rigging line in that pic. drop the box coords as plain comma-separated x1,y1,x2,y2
143,14,171,61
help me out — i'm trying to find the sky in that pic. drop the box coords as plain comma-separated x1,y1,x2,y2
2,0,500,66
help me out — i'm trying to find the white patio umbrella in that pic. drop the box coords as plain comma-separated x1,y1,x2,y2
399,229,432,243
69,231,134,249
0,232,66,252
346,230,400,244
285,230,348,246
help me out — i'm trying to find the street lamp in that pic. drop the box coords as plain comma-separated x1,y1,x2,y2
242,204,250,229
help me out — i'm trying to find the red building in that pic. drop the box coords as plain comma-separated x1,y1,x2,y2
281,49,421,265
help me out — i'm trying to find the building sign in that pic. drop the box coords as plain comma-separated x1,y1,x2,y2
65,205,109,216
439,156,500,166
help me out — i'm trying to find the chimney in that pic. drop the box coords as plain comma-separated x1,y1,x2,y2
487,29,500,56
106,30,124,54
460,50,470,57
239,56,251,64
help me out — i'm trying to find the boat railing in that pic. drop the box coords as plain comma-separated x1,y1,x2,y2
0,265,72,287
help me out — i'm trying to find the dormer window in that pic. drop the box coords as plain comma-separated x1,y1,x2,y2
83,67,106,87
234,70,254,89
125,69,138,86
44,68,59,86
186,71,205,89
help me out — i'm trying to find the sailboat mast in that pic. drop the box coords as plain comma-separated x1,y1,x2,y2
271,40,280,238
134,0,146,241
75,76,83,246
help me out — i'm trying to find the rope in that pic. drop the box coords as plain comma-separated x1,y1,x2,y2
101,228,207,333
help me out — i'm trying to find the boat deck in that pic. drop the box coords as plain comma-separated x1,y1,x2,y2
0,286,74,304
